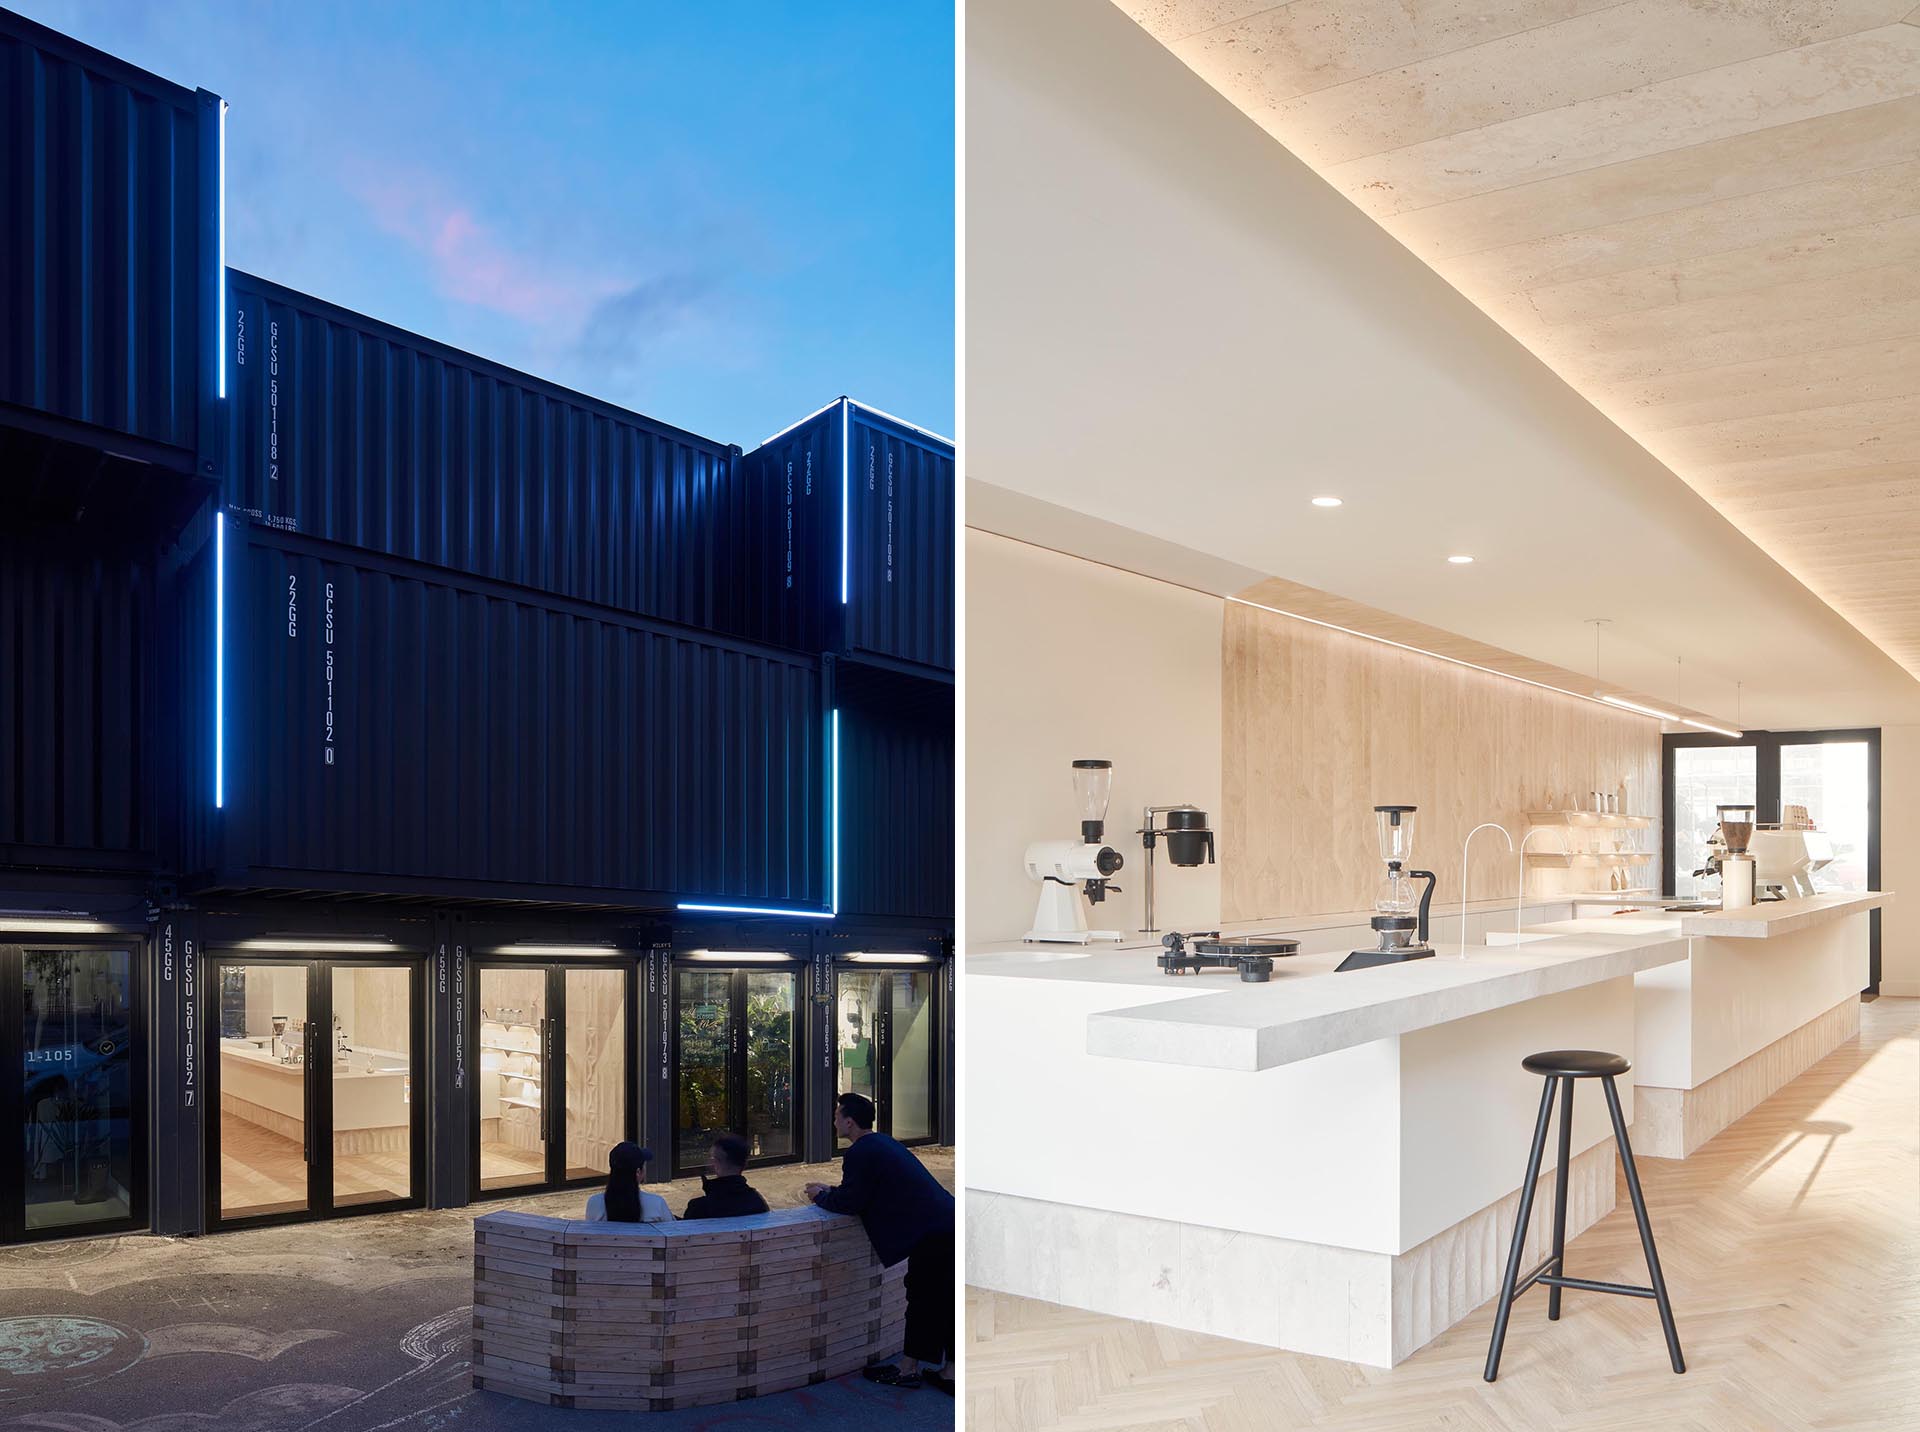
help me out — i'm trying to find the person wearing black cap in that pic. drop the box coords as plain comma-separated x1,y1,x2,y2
585,1141,673,1223
803,1091,954,1393
682,1133,770,1220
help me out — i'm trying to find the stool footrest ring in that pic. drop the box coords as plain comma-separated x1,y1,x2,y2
1536,1273,1657,1300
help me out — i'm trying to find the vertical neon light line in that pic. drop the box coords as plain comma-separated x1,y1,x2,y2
839,399,850,605
831,708,841,915
214,512,225,808
217,102,227,399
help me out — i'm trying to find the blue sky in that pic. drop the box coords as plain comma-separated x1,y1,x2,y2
21,1,954,445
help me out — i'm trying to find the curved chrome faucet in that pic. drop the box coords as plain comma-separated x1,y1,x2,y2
1459,823,1515,957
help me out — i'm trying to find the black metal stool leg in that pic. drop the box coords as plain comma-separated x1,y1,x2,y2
1547,1074,1574,1320
1602,1075,1686,1374
1484,1076,1557,1383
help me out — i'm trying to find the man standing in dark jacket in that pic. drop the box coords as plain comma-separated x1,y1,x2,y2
803,1092,954,1392
682,1133,770,1220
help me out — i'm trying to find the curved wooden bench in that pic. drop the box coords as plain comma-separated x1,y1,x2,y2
471,1205,908,1411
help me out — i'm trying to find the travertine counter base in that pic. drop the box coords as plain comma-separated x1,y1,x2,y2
471,1206,907,1411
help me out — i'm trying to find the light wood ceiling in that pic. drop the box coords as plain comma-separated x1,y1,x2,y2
1116,0,1920,680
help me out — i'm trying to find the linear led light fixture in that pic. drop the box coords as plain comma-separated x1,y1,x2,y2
233,936,396,953
1600,694,1679,721
217,101,228,399
0,915,113,935
758,398,843,448
1681,717,1745,738
492,943,620,957
843,952,935,964
757,398,953,453
832,708,841,916
682,950,794,963
840,399,851,605
677,902,834,919
1227,595,1722,726
214,511,225,808
847,398,952,447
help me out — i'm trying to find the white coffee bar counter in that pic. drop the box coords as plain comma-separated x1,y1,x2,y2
966,892,1882,1367
219,1039,412,1150
1524,890,1887,1157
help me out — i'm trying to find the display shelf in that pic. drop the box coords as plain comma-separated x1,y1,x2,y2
500,1096,542,1110
1526,811,1655,829
481,1041,539,1055
1524,851,1654,865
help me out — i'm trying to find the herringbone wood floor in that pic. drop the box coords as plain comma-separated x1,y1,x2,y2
967,998,1920,1431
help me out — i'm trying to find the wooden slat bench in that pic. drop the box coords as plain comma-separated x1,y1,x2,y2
471,1205,910,1411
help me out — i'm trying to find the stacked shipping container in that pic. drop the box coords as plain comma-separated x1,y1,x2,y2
0,7,953,1242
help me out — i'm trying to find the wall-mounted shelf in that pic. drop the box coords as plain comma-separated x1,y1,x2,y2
1524,851,1654,866
480,1041,538,1055
500,1096,542,1111
1526,811,1655,829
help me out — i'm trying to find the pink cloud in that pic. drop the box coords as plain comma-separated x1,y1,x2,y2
350,167,624,330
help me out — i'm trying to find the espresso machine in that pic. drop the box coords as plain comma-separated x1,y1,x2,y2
1337,804,1438,972
1023,759,1126,943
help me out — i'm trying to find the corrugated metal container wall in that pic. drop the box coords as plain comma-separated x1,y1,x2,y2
733,410,835,654
198,525,825,907
0,532,160,870
843,408,954,673
0,10,211,461
834,664,952,920
737,402,954,673
225,271,762,627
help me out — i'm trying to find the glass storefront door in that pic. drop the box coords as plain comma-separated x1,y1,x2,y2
834,964,938,1147
211,955,420,1227
474,963,633,1194
8,945,142,1240
673,964,801,1175
1672,744,1757,899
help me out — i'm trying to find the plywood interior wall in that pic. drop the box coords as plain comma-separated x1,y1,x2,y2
1221,601,1662,923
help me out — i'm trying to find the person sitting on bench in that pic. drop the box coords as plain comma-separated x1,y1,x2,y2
584,1141,673,1222
682,1132,771,1220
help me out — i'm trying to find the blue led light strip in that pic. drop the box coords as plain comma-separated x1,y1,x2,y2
832,708,841,915
677,903,835,919
840,399,850,606
214,512,225,808
217,102,227,400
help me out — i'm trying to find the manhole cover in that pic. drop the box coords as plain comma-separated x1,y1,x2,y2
0,1315,147,1401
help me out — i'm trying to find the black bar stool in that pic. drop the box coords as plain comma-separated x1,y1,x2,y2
1483,1049,1685,1383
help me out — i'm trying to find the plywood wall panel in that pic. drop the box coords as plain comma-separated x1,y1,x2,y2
1221,603,1661,923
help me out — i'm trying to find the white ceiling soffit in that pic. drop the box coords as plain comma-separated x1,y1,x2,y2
966,0,1920,729
1109,0,1920,691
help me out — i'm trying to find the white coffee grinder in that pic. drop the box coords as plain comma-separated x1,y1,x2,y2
1023,759,1126,943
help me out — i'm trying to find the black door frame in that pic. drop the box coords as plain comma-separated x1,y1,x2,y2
670,959,806,1177
468,959,638,1200
204,951,426,1232
831,959,942,1151
1663,727,1881,990
0,934,150,1245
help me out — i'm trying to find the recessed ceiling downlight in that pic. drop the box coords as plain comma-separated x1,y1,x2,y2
1310,496,1342,508
1447,554,1474,564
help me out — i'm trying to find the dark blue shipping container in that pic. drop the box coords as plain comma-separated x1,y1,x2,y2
740,400,954,674
832,661,953,920
0,525,162,873
225,270,774,630
182,520,828,910
0,7,221,468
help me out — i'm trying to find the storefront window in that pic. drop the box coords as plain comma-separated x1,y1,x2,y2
22,949,135,1232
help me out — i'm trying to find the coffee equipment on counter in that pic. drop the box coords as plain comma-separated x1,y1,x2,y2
1023,758,1127,943
1158,930,1299,982
1137,804,1217,932
1716,803,1757,909
1337,805,1439,972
